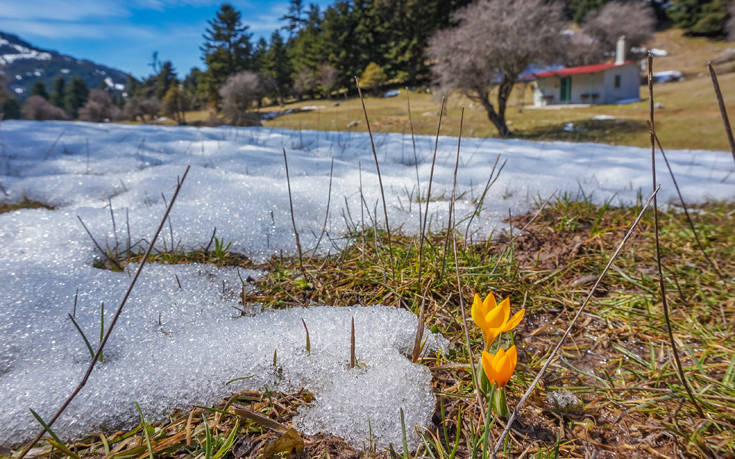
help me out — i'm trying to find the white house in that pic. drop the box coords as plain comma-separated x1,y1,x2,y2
528,37,640,106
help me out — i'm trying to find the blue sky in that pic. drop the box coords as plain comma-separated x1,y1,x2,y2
0,0,333,78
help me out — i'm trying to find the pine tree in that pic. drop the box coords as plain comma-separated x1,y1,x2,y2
200,3,254,104
50,76,66,108
30,81,49,100
280,0,307,37
262,30,292,104
252,37,268,71
287,4,325,93
668,0,729,36
65,77,89,119
154,61,178,100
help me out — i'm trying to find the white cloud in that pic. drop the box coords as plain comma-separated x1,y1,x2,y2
0,0,129,21
0,19,157,40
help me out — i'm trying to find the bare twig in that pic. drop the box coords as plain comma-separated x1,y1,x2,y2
411,280,433,363
648,54,705,418
311,158,335,256
282,148,306,278
350,316,356,368
406,91,422,236
707,62,735,164
417,97,446,295
77,216,123,271
42,131,64,161
204,227,217,254
19,166,191,458
355,76,395,279
491,185,661,457
452,231,485,421
441,107,464,276
464,154,505,242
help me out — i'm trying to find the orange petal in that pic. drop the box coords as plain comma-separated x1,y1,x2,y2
484,304,506,329
482,292,497,312
499,297,510,325
483,328,500,349
481,350,496,385
471,294,486,328
502,309,525,332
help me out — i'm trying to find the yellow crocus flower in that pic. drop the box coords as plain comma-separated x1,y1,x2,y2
481,345,518,388
471,293,525,348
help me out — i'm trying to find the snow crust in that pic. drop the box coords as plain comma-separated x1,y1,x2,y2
0,120,733,450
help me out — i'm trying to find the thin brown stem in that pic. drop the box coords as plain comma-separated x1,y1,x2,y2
311,157,335,256
648,53,705,418
491,185,661,457
417,97,446,295
19,166,191,459
355,76,395,280
441,107,464,276
282,147,306,279
707,62,735,164
350,317,356,368
77,216,123,271
451,230,485,421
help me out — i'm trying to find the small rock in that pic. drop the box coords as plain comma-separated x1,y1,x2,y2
346,120,359,128
654,102,664,109
547,389,583,413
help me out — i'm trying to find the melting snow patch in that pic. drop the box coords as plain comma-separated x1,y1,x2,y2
592,115,615,121
0,261,446,450
0,120,733,451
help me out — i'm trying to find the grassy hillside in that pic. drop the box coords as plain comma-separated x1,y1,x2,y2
247,29,735,151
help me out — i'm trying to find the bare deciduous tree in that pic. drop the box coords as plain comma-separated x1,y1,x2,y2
21,95,69,121
293,68,317,100
580,1,656,63
79,89,120,122
428,0,567,137
219,71,263,125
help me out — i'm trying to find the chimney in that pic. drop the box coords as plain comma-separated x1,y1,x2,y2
615,35,626,65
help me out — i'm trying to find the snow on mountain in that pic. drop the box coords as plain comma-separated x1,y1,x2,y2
0,31,128,98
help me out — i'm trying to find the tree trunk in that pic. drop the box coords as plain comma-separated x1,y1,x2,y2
477,91,511,138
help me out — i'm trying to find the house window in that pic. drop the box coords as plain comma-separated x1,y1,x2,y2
614,75,621,88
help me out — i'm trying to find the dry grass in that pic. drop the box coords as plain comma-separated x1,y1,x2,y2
17,198,734,458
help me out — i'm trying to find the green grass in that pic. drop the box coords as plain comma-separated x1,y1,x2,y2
249,29,735,151
23,197,733,458
0,200,52,214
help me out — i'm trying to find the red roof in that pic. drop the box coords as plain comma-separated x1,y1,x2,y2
531,61,634,79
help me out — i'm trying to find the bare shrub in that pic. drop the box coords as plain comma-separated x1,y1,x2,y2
428,0,567,137
219,71,263,125
21,95,69,121
317,63,338,98
162,87,192,124
293,68,317,99
79,89,120,122
581,1,656,61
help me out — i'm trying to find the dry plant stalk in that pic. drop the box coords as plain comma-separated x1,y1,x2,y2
18,165,191,459
647,53,705,418
491,185,662,456
282,147,306,279
707,62,735,164
441,107,465,275
350,317,356,368
355,76,395,279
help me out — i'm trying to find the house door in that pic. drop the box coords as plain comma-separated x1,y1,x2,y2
560,77,572,103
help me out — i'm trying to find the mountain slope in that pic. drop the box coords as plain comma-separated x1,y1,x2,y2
0,31,129,98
